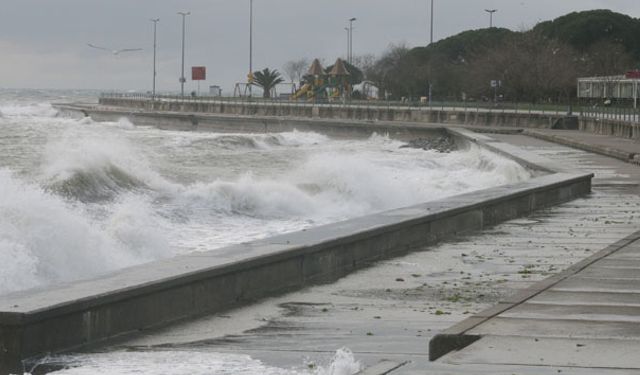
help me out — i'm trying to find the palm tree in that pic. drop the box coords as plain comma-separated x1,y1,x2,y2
252,68,285,98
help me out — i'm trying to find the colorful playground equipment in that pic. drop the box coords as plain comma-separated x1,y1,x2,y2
292,58,351,101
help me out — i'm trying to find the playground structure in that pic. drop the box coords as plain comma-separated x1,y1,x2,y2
292,58,352,101
233,82,252,97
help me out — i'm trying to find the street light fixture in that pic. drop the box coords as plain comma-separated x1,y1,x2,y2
485,9,497,28
348,17,356,64
150,18,159,99
177,11,190,97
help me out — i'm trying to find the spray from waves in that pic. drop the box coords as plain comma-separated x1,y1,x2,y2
41,123,172,202
171,141,533,222
0,169,171,295
0,100,58,118
26,347,361,375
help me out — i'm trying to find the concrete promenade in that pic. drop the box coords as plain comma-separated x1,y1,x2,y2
76,132,640,374
524,129,639,164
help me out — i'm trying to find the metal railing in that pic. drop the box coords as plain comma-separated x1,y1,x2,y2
99,92,640,123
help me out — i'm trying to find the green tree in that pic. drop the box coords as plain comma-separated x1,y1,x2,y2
252,68,285,98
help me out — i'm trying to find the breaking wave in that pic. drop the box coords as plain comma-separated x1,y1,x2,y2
0,169,170,294
183,130,330,151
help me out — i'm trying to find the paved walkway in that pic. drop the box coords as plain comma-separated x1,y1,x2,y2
523,129,639,164
61,133,637,374
439,231,640,369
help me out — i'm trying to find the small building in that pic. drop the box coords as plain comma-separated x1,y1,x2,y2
577,72,640,107
209,85,222,97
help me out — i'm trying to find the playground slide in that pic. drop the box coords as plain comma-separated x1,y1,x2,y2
292,84,311,100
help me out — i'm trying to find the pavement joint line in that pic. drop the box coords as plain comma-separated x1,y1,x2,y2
429,229,640,361
356,360,409,375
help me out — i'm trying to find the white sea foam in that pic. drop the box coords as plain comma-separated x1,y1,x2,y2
0,101,58,118
26,348,361,375
0,170,166,294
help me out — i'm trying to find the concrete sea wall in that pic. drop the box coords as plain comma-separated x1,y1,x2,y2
97,97,640,140
580,116,640,140
0,111,593,374
98,97,566,129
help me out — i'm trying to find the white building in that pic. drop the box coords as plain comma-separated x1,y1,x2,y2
577,73,640,108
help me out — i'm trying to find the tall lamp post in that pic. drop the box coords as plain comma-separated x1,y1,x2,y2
344,27,350,61
248,0,253,97
428,0,434,106
177,11,190,97
485,9,497,28
348,17,356,64
150,18,159,99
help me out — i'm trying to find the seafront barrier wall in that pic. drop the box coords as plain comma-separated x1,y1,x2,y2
0,112,593,373
580,116,640,140
97,97,640,140
98,97,566,129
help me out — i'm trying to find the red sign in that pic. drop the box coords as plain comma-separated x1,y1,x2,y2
192,66,206,81
626,70,640,79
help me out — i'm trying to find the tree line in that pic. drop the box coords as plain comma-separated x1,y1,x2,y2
280,10,640,103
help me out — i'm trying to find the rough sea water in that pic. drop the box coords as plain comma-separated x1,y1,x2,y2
1,89,532,374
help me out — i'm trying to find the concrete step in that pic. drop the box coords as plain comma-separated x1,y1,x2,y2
444,335,640,369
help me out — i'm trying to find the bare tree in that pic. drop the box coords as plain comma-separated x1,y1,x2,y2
352,54,376,77
282,58,309,84
472,31,579,103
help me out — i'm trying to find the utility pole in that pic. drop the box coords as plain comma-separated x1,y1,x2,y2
177,11,190,97
485,9,497,28
344,27,350,61
248,0,253,97
428,0,434,106
348,17,356,64
150,18,159,99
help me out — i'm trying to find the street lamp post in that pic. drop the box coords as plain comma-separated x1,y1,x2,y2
428,0,434,106
485,9,497,28
248,0,253,97
177,11,190,97
348,17,356,64
150,18,159,99
344,27,350,61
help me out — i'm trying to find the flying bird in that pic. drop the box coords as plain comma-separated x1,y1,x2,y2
87,43,143,55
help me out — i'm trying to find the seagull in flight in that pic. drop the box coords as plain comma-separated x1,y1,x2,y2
87,43,143,55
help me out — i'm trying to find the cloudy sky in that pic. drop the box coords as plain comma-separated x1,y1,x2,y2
1,0,639,93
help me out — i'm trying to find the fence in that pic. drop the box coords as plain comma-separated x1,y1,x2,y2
99,92,640,124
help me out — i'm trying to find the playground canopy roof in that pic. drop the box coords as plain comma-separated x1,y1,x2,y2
307,59,324,76
329,58,350,76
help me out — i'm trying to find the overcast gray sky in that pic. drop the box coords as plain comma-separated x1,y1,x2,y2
1,0,639,93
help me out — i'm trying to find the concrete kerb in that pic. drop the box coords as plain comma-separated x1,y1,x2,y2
428,229,640,361
0,107,593,374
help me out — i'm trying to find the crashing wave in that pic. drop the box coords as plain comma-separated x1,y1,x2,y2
46,164,148,202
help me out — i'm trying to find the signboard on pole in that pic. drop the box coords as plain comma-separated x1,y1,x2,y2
192,66,206,81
